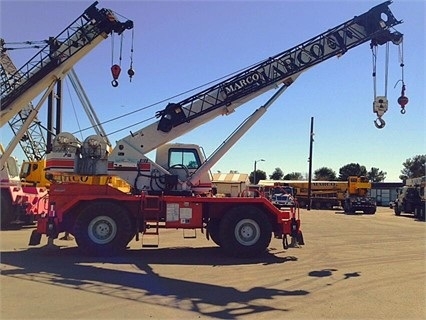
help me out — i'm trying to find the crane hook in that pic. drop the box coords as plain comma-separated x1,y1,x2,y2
373,96,388,129
111,64,121,87
397,84,408,114
374,117,386,129
127,66,135,82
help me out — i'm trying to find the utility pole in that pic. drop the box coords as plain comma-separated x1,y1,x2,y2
307,117,314,210
253,159,265,185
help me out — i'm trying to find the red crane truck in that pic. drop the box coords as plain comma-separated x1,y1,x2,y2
29,1,403,258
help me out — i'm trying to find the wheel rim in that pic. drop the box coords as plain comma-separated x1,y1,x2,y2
234,218,260,246
87,215,117,244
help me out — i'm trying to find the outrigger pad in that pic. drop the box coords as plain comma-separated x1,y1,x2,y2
28,230,42,246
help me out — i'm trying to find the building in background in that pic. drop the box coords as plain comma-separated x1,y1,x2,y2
370,182,403,206
212,173,249,197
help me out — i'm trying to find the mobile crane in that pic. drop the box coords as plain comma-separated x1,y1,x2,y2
258,179,346,210
29,2,403,258
0,2,133,227
343,176,377,214
259,177,376,213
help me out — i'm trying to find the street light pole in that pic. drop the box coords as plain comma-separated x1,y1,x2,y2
253,159,265,185
307,117,314,210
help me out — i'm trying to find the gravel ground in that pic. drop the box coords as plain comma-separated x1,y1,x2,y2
1,206,425,319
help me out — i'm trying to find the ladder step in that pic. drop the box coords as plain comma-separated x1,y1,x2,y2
183,229,197,239
142,234,159,248
142,243,159,248
143,229,159,235
144,220,162,235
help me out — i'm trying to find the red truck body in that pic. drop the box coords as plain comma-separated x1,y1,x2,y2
33,182,303,258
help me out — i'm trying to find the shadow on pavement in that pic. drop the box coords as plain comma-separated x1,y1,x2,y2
1,245,306,319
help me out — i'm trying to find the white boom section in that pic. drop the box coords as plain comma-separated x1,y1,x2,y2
186,73,302,187
0,36,103,127
108,1,402,165
0,2,133,127
108,78,294,164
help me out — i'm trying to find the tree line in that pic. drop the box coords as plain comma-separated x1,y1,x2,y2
248,154,425,184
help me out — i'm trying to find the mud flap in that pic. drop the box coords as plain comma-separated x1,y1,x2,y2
29,229,42,246
297,231,305,245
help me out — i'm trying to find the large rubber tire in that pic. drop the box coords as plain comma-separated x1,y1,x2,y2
74,201,133,256
1,190,15,229
219,206,272,258
394,205,401,216
207,218,221,246
414,207,425,222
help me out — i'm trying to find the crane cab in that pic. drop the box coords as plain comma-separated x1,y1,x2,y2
155,143,212,195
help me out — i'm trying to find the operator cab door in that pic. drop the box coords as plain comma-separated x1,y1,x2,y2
168,147,201,182
156,143,212,193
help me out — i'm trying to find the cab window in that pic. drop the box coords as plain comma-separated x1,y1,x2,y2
168,148,201,169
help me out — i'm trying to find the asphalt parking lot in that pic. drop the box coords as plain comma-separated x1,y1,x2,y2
1,206,425,319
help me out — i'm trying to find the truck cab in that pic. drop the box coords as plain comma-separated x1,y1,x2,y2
271,193,295,209
394,176,425,221
155,143,213,195
19,159,50,187
344,176,376,214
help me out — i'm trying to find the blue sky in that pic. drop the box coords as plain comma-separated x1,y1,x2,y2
1,0,424,181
